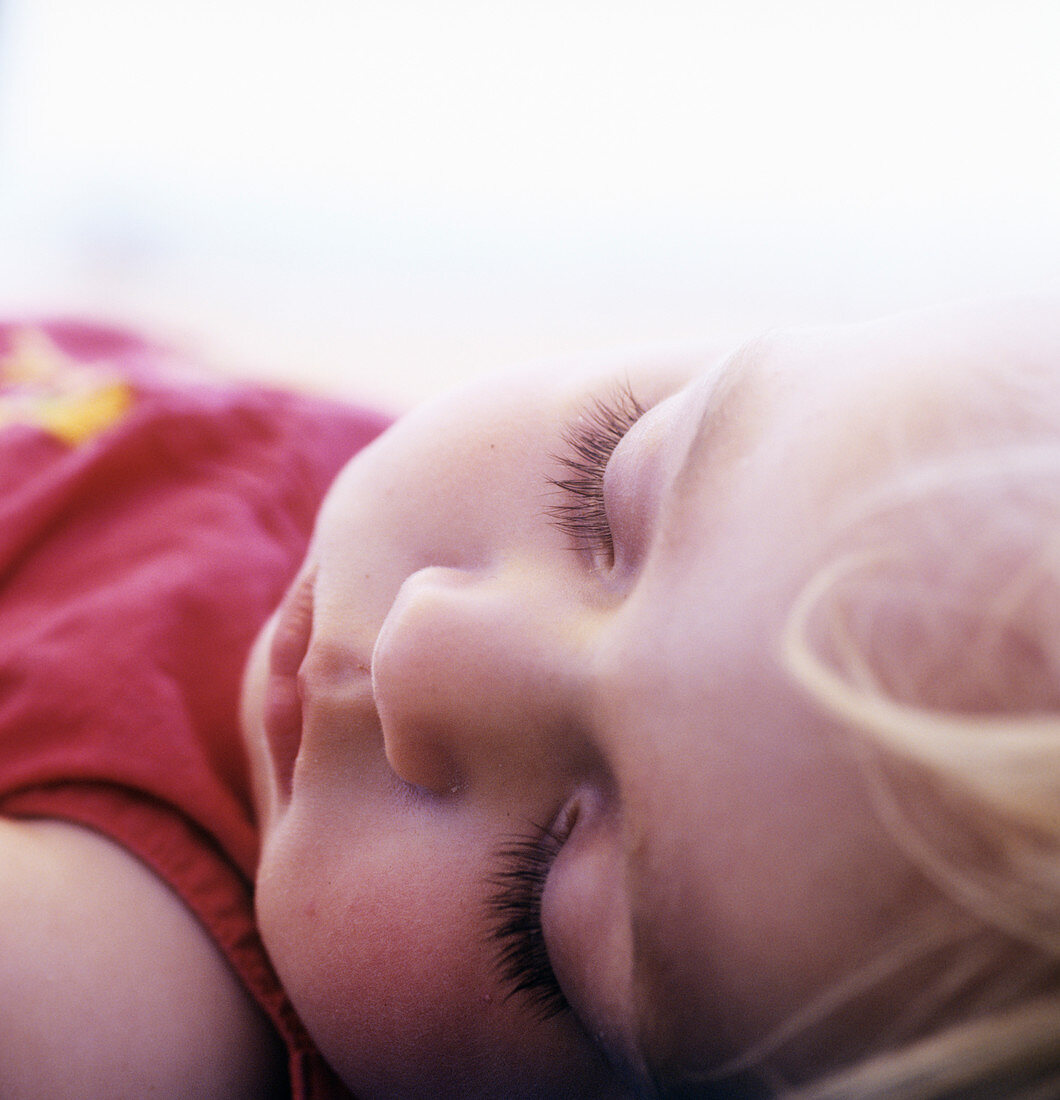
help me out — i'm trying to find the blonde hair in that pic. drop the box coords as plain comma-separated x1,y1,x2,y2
765,441,1060,1098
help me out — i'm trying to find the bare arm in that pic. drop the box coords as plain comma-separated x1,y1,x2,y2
0,818,286,1099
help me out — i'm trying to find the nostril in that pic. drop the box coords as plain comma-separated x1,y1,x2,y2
382,728,464,798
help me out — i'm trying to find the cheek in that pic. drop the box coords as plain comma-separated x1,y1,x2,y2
258,816,487,1096
257,807,625,1100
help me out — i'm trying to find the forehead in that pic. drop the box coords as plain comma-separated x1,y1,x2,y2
590,303,1060,1075
594,614,871,1081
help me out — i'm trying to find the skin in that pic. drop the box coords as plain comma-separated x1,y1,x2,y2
0,819,286,1098
241,296,1060,1096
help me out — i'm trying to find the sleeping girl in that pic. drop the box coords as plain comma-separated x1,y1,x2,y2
1,296,1058,1098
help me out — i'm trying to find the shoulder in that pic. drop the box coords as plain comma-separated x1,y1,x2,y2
0,818,287,1099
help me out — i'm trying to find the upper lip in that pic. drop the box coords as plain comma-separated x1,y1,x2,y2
263,572,318,794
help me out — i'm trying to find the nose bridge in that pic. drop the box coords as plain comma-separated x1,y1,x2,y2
371,563,578,795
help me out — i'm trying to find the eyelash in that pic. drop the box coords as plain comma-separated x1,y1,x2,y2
486,821,569,1020
547,382,646,563
486,385,645,1018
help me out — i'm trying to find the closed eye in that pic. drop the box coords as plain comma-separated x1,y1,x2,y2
485,821,569,1020
546,382,645,566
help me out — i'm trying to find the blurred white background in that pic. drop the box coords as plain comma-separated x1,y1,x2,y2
0,0,1058,406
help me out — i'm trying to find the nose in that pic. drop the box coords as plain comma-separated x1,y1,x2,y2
371,565,582,796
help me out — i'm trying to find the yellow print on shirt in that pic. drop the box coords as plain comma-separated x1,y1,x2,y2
0,329,134,446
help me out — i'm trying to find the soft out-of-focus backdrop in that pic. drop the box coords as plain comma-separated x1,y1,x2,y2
0,0,1057,407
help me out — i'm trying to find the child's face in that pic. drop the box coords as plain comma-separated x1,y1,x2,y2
241,298,1057,1096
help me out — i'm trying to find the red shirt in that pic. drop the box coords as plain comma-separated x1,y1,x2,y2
0,321,390,1098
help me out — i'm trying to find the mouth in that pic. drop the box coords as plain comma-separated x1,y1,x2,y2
263,570,316,797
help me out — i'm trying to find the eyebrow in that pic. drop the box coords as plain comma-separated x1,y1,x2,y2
673,340,763,500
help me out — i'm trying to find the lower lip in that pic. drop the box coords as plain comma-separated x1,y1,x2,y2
263,571,316,796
